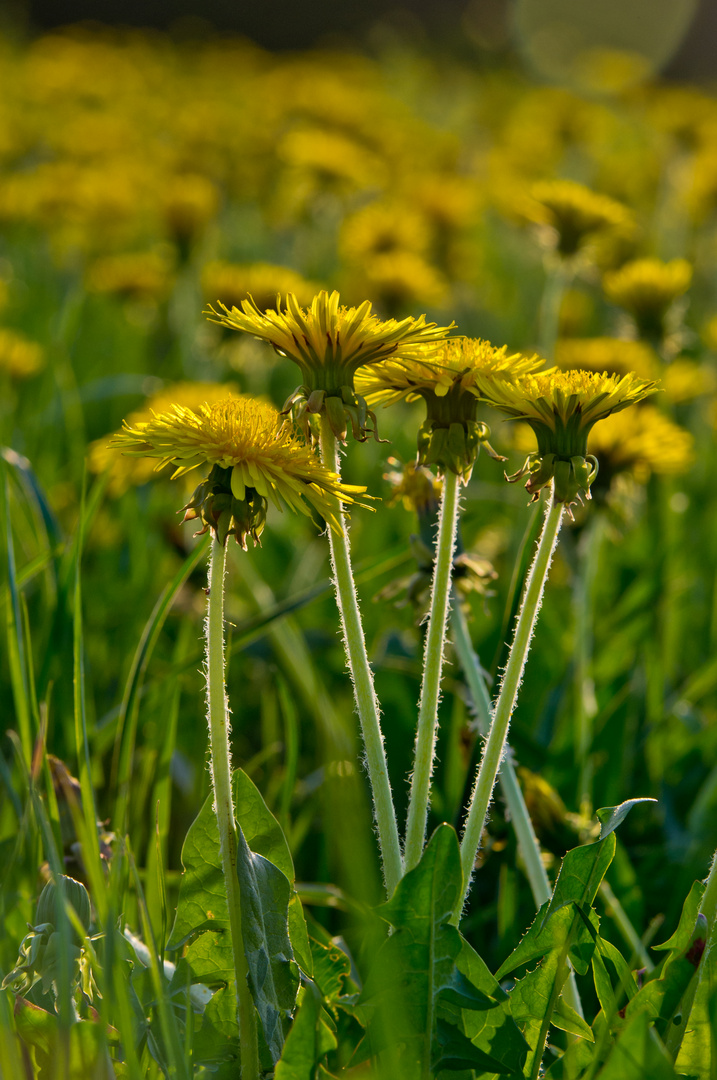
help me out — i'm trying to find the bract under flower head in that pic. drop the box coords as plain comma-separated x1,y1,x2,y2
205,290,453,443
111,395,369,547
478,368,659,510
357,337,545,480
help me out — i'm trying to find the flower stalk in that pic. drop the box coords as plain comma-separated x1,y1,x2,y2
455,489,564,921
319,414,404,897
205,538,259,1080
403,470,461,871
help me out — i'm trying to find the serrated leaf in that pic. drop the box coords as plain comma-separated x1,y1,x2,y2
674,912,717,1079
543,835,616,927
496,844,609,1080
627,882,706,1035
445,937,529,1077
596,799,657,840
310,937,353,1005
597,1011,678,1079
357,825,464,1077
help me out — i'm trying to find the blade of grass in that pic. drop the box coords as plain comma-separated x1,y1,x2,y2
2,461,33,764
111,534,210,835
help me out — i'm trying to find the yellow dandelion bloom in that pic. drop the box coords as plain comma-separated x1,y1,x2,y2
528,179,633,258
86,249,175,302
603,258,692,339
357,337,545,480
111,395,369,547
89,382,240,496
206,289,453,443
478,368,659,507
0,328,45,378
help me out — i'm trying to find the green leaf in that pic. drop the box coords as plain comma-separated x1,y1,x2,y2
192,985,239,1065
236,828,298,1061
357,824,463,1077
14,999,116,1080
674,912,717,1079
496,833,617,1079
543,834,616,927
597,1011,678,1079
627,881,706,1035
444,937,529,1077
596,799,657,840
357,825,526,1078
168,767,311,975
275,983,337,1080
166,770,301,1063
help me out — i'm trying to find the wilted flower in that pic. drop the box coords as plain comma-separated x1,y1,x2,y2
603,257,692,341
478,369,659,509
358,337,544,480
206,290,452,442
111,395,369,546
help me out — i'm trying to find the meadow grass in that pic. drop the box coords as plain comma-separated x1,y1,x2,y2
1,23,717,1078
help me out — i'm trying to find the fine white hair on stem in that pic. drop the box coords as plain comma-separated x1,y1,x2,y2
454,491,564,921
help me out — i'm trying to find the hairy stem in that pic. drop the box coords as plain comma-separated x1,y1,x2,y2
455,491,564,921
319,416,403,896
206,539,259,1080
404,470,461,872
451,597,584,1017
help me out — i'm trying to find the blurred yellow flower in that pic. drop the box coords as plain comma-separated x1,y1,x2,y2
555,337,660,381
527,179,633,259
201,261,322,314
86,249,175,302
111,395,369,546
603,257,692,340
0,328,45,378
587,405,694,487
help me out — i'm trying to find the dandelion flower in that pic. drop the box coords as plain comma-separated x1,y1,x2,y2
528,179,633,259
111,395,369,547
89,381,240,496
357,336,545,480
587,406,694,490
603,257,692,341
0,328,44,378
206,289,453,443
478,368,659,508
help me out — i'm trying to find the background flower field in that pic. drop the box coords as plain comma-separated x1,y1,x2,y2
2,18,717,1076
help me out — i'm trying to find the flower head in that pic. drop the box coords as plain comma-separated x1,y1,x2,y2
205,290,453,443
603,258,692,341
528,179,633,259
111,395,369,547
357,337,545,480
478,368,659,509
